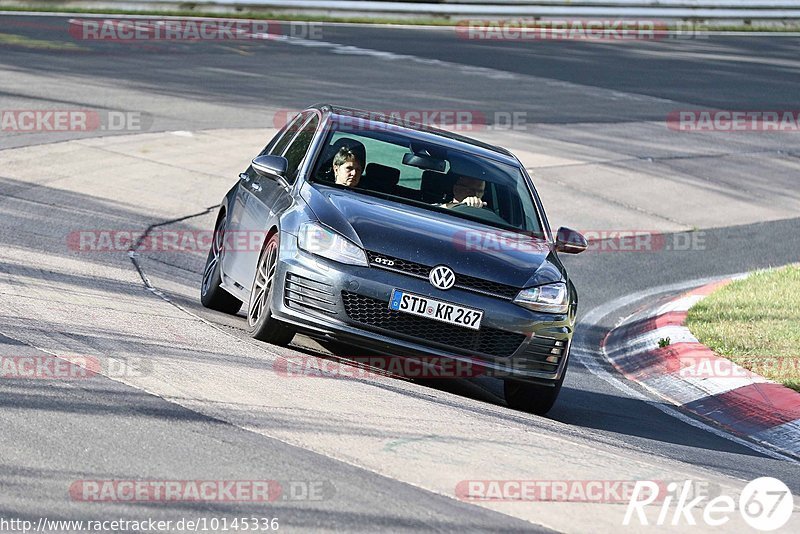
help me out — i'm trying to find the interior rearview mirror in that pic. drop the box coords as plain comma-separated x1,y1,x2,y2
402,152,447,173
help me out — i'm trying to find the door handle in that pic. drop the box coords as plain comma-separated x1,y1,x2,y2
250,182,262,192
239,173,250,183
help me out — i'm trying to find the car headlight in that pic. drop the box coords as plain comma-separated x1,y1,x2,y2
513,282,569,314
298,221,368,267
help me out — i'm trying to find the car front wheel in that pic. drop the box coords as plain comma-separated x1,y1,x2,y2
503,367,565,415
247,233,295,346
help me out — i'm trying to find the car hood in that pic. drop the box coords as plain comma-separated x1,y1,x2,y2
301,183,564,288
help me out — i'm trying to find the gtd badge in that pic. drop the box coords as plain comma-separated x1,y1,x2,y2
429,265,455,290
374,257,395,267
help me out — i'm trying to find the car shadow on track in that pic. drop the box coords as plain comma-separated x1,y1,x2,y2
287,329,771,458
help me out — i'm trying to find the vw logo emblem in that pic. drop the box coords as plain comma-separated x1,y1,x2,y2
429,265,455,290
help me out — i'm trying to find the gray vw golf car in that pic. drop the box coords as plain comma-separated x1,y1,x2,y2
201,104,586,414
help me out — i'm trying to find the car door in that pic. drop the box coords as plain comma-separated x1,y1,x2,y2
236,112,321,293
223,112,308,287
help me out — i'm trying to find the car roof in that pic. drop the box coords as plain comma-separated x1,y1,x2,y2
307,104,521,167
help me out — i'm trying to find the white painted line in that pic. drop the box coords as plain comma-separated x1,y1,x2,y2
605,325,698,360
615,294,703,328
655,294,704,315
643,374,712,405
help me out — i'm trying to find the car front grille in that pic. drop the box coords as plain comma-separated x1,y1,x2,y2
365,250,520,300
341,291,526,359
513,337,567,374
284,272,337,315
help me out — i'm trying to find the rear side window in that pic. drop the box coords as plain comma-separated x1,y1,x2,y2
282,115,320,183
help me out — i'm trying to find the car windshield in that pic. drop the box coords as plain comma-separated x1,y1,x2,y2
309,124,545,237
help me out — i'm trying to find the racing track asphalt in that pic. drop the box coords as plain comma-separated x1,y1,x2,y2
1,13,799,531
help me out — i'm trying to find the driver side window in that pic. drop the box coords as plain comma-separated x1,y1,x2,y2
245,112,308,180
261,112,308,157
282,115,320,183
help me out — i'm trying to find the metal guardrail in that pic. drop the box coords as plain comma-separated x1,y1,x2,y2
7,0,800,21
155,0,800,20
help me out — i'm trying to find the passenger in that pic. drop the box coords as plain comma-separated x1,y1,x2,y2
442,175,487,208
332,147,364,188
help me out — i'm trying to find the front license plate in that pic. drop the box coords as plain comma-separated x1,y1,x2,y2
389,289,483,330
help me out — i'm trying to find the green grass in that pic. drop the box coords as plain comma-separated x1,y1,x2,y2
1,5,800,32
686,265,800,392
0,30,85,48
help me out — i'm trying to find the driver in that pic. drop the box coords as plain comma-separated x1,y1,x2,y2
441,175,487,209
332,146,364,188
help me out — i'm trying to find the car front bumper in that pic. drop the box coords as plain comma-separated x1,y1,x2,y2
270,231,573,384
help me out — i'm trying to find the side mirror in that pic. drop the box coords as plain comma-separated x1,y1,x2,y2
252,155,288,179
555,227,587,254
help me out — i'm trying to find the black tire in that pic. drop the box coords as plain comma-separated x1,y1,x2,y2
246,233,295,346
200,213,243,315
503,368,565,415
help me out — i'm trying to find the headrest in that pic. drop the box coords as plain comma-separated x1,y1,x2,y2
420,170,455,203
327,137,366,166
364,163,400,185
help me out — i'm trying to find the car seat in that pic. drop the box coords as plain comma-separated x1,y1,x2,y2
359,163,400,193
420,170,456,204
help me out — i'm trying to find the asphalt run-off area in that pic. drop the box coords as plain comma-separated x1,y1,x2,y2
1,12,799,533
